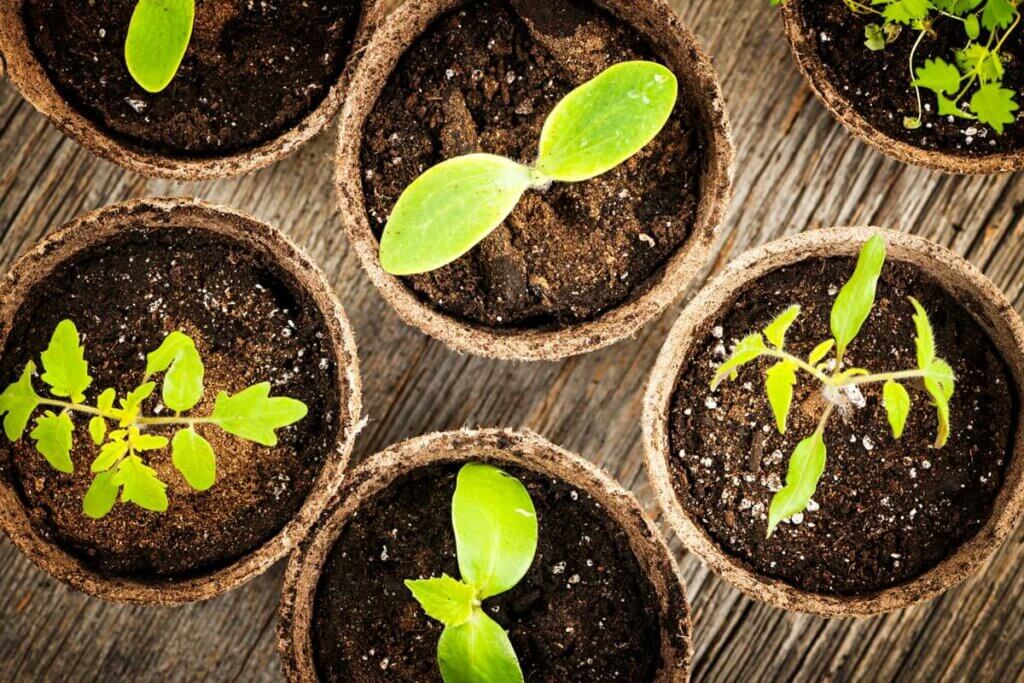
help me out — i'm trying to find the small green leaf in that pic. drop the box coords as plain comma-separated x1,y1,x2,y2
711,333,767,389
964,13,980,38
379,154,533,275
808,339,835,365
112,455,168,512
764,305,801,349
171,428,216,491
40,320,92,403
0,362,40,441
970,84,1019,134
913,58,962,95
146,331,204,412
865,23,887,50
956,44,1004,83
981,0,1015,30
89,417,107,445
765,360,797,434
453,463,537,600
883,380,911,438
405,575,477,627
908,297,935,369
767,431,827,537
211,383,308,446
119,382,156,426
83,470,120,519
831,234,886,359
30,411,75,473
437,610,523,683
91,439,128,473
923,358,955,447
97,388,117,413
125,0,195,93
535,61,677,182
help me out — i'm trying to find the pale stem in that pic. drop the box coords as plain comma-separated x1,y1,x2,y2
831,368,934,387
908,29,927,123
764,349,832,384
38,397,211,428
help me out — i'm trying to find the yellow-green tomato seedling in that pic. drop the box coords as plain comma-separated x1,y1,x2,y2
125,0,195,93
378,60,678,276
405,463,538,683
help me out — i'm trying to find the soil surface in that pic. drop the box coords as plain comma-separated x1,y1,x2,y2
796,0,1024,154
0,228,342,578
22,0,362,155
669,256,1016,595
362,0,706,329
312,461,670,681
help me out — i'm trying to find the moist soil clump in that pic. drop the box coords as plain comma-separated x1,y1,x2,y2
312,461,667,681
22,0,362,155
361,0,706,329
0,228,341,578
669,257,1016,595
796,0,1024,155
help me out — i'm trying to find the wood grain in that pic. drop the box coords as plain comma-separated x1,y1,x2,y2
2,0,1024,680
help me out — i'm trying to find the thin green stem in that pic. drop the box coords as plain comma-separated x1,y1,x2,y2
38,397,210,428
815,402,836,435
38,398,111,418
832,368,931,387
908,29,928,123
137,416,214,427
764,349,832,384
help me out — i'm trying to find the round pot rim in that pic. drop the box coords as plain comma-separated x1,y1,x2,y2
277,427,692,681
0,196,363,605
0,1,385,180
642,226,1024,617
780,1,1024,174
334,0,734,361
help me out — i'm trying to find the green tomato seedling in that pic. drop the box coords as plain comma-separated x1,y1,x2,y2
405,463,538,683
379,60,678,275
0,319,307,518
774,0,1020,133
125,0,195,93
712,235,956,537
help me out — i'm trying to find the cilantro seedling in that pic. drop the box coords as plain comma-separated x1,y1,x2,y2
405,463,538,683
0,319,307,519
378,60,678,275
124,0,195,93
712,235,956,537
777,0,1021,134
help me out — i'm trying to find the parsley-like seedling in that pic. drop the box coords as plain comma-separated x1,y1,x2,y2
405,463,538,683
0,319,307,519
712,235,956,537
124,0,195,93
378,61,678,275
777,0,1021,134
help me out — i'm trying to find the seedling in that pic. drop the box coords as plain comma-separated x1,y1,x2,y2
774,0,1020,133
712,235,956,537
0,319,307,519
378,60,678,275
124,0,195,93
405,463,538,683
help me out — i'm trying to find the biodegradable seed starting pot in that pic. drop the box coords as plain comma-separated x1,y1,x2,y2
0,0,384,179
781,0,1024,174
336,0,733,360
278,428,691,681
0,198,362,604
643,228,1024,617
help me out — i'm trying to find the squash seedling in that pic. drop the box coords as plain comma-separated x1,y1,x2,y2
378,60,678,275
712,235,956,537
0,319,307,519
124,0,195,93
405,463,538,683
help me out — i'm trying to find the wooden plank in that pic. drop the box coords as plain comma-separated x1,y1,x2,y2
2,0,1024,679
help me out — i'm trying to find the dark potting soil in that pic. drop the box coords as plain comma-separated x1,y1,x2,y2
669,257,1016,595
795,0,1024,154
0,228,342,578
312,461,673,681
361,0,706,329
22,0,362,155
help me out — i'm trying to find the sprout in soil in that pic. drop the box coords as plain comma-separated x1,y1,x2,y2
712,235,956,537
378,60,678,275
0,319,307,519
125,0,195,93
405,463,538,683
774,0,1020,134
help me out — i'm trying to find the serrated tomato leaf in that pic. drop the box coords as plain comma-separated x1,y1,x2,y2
0,362,40,441
212,382,308,446
40,319,92,403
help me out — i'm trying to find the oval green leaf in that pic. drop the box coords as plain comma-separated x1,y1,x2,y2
767,431,827,537
830,234,886,359
171,428,216,490
882,380,911,439
437,610,523,683
83,470,120,520
765,360,796,434
379,154,533,275
125,0,195,93
535,61,678,182
452,463,537,600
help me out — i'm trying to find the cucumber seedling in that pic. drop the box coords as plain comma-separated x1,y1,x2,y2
712,235,956,537
0,319,307,519
405,463,538,683
124,0,195,93
378,60,678,275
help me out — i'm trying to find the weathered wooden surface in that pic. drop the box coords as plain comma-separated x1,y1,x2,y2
2,0,1024,679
